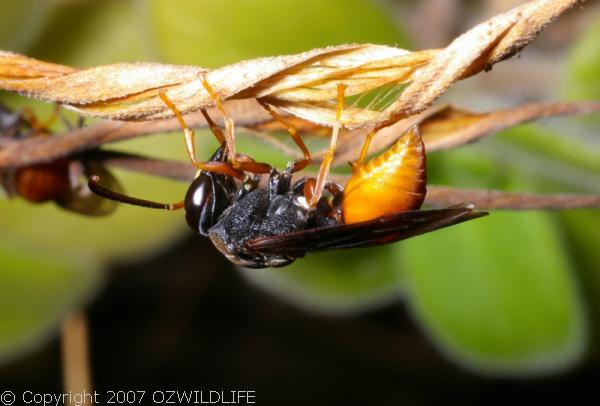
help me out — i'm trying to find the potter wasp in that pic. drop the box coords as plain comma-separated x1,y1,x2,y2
0,103,122,215
89,79,487,268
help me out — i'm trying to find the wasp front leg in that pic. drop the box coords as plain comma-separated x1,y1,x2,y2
159,91,246,179
199,75,272,175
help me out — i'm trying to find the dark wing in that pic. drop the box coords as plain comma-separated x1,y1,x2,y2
245,204,488,256
57,161,122,216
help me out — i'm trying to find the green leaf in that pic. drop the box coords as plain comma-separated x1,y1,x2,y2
148,0,408,67
28,0,151,65
0,1,53,52
427,122,600,194
0,240,102,364
240,245,400,314
496,124,600,176
567,14,600,100
558,210,600,355
400,211,586,375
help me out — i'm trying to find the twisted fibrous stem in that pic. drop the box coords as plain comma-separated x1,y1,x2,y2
0,0,583,128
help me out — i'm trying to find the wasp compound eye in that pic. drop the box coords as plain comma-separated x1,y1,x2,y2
185,174,216,235
184,172,235,236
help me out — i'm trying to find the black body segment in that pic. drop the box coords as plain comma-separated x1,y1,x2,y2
245,205,487,257
208,186,312,268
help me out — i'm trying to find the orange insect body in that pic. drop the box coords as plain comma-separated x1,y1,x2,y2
342,128,427,224
14,160,71,203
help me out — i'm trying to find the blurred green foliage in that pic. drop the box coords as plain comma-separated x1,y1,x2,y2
149,0,406,66
240,244,401,314
568,14,600,100
0,241,101,363
401,211,584,375
0,1,51,51
0,0,598,376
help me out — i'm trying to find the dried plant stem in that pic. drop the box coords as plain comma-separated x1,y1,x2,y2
97,153,600,211
420,101,600,152
326,100,600,165
425,186,600,210
0,0,583,128
92,150,195,181
0,99,270,168
60,312,93,406
1,100,597,170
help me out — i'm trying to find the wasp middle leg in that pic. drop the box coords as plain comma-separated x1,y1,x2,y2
257,100,312,173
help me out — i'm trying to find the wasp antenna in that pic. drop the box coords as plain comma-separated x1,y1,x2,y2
88,175,184,211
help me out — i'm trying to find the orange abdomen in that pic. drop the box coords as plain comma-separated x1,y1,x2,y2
15,160,71,203
341,128,426,224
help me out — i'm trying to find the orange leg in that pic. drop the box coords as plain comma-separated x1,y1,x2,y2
352,118,416,172
304,177,343,204
308,83,347,207
199,75,272,174
202,108,272,174
159,91,246,179
324,181,343,196
235,153,274,174
258,100,311,172
21,104,61,135
200,109,226,145
352,127,379,171
199,75,236,163
38,104,61,131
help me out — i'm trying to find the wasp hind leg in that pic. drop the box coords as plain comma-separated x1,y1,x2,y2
306,83,347,207
351,126,380,171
